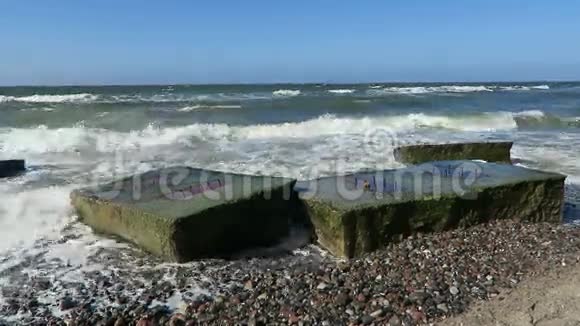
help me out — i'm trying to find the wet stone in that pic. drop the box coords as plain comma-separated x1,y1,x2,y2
71,167,298,262
297,160,564,257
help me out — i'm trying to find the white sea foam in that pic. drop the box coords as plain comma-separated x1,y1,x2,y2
513,110,546,118
272,89,301,97
370,85,494,95
497,85,549,91
0,93,98,103
0,185,75,253
177,104,242,112
532,85,550,90
367,85,550,95
374,87,430,95
438,85,493,93
328,89,355,94
0,113,521,156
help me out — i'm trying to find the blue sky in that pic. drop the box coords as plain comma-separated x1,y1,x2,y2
1,0,579,85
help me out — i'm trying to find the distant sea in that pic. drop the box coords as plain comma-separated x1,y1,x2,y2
1,82,580,316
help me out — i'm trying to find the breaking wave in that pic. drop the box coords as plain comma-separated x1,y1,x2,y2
272,89,301,97
177,104,242,112
0,112,527,155
328,89,356,94
2,110,576,156
0,85,552,105
367,85,550,95
0,185,75,252
0,93,98,103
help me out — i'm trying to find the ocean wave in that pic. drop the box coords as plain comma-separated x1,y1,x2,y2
367,85,550,95
498,85,550,91
369,85,493,95
272,89,301,97
532,85,550,90
0,185,75,252
5,110,577,155
328,89,356,94
0,113,523,155
511,110,575,129
0,93,267,105
0,93,98,103
513,110,545,118
177,104,243,112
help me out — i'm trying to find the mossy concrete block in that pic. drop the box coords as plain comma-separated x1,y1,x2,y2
296,161,564,258
71,167,297,262
0,160,25,178
394,142,513,164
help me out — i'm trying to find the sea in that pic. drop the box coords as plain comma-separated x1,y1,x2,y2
1,82,580,319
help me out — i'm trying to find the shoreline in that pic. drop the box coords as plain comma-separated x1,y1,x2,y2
2,219,580,325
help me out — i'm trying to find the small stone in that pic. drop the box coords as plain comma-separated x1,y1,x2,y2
449,286,459,295
334,293,350,306
345,309,354,316
257,293,268,300
409,308,425,322
361,315,374,325
136,318,154,326
59,297,77,311
356,293,367,303
408,290,427,303
436,303,449,313
388,315,402,326
114,318,126,326
288,313,300,324
317,282,328,290
244,280,254,290
370,309,384,318
169,313,186,326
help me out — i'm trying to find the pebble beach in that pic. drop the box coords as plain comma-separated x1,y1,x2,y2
2,219,580,325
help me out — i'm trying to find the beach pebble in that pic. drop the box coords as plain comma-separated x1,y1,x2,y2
450,286,460,295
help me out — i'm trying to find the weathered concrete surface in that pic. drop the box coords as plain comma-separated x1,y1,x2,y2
71,167,298,262
0,160,25,178
442,265,580,326
296,161,564,258
394,142,513,164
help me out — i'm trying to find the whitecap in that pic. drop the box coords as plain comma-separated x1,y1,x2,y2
178,104,242,112
328,89,355,94
368,85,494,95
0,93,98,103
513,110,545,118
272,89,301,97
532,85,550,90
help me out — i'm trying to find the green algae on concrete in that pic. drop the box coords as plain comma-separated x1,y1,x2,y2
296,161,564,258
394,142,513,164
0,160,25,178
71,167,298,262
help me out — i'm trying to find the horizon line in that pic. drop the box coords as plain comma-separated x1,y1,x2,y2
0,79,577,88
